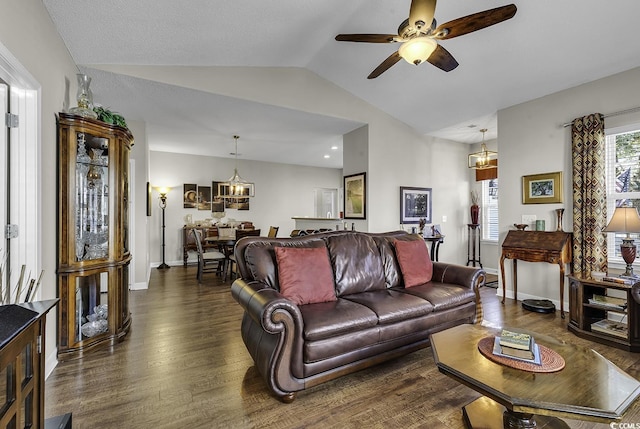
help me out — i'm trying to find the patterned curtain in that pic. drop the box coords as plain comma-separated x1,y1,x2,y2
572,113,607,274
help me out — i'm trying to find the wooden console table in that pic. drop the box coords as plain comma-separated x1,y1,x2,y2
500,230,572,317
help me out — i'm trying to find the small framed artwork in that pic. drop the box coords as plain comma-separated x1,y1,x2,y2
183,183,197,208
522,172,563,204
344,172,366,219
400,186,432,224
211,181,225,212
197,185,211,211
146,182,152,216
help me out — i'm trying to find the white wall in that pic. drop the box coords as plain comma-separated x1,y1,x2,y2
127,120,151,289
343,125,369,232
149,151,342,265
90,65,474,255
468,138,500,273
498,66,640,308
0,0,80,374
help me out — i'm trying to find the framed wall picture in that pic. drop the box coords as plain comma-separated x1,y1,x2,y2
400,186,432,224
344,172,366,219
211,181,225,212
522,172,563,204
197,185,211,211
146,182,152,216
183,183,197,208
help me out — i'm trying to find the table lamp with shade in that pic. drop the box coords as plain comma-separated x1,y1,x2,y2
603,205,640,278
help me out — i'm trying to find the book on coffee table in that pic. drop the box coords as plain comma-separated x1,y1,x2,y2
500,341,536,360
492,336,542,365
499,329,533,351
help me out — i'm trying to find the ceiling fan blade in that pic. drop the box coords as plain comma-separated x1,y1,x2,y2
335,34,398,43
409,0,437,31
434,4,517,40
367,51,402,79
427,44,459,72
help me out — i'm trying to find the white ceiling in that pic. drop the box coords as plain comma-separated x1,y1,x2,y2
42,1,640,168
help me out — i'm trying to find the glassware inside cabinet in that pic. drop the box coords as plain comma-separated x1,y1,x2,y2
74,272,109,342
75,132,109,261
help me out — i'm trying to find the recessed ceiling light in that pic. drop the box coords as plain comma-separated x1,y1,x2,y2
331,146,338,150
324,154,330,159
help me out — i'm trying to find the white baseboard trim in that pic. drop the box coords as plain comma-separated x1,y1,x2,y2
131,281,148,290
45,348,58,380
150,259,184,268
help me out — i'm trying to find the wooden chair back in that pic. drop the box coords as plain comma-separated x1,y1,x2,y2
235,229,261,240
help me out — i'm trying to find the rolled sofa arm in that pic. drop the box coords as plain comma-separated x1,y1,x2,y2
432,262,486,290
432,262,486,324
230,278,305,402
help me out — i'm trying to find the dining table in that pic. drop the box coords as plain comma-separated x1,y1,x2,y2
204,235,237,278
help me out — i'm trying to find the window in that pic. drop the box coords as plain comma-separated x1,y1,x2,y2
605,126,640,264
481,178,499,241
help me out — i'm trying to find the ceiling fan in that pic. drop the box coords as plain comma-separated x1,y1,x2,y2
335,0,517,79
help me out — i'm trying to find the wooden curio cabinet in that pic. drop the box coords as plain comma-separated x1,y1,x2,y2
56,112,133,360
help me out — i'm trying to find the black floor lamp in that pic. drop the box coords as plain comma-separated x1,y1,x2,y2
157,188,170,269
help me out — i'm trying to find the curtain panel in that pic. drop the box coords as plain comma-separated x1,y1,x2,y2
571,113,608,274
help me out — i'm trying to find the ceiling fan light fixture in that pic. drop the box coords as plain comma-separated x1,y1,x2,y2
399,37,437,65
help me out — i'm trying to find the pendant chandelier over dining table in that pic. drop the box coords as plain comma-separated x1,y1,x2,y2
218,135,255,199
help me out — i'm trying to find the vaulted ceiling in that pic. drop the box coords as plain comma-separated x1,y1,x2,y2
42,1,640,168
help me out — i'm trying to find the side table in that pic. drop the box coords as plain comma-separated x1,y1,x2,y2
424,235,444,261
466,224,482,267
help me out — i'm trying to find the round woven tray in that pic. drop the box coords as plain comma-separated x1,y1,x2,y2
477,336,565,373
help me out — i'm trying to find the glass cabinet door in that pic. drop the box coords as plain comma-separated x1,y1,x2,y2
74,271,109,342
75,131,109,261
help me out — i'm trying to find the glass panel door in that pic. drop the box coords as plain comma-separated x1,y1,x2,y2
75,132,109,261
0,80,8,303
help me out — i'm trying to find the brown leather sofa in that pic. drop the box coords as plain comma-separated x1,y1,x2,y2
231,230,485,402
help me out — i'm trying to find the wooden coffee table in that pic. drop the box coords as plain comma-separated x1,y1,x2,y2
431,324,640,428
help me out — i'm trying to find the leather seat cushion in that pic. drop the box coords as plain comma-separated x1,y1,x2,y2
342,289,433,324
395,283,476,311
300,298,378,341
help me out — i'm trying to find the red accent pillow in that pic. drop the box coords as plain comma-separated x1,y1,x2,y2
274,247,337,305
394,239,433,287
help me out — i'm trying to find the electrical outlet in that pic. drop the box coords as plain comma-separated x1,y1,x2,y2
442,215,447,223
521,215,536,224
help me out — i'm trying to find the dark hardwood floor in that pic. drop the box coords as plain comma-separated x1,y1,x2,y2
45,266,640,428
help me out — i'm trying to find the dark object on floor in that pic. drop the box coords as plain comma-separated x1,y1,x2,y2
484,274,498,288
522,299,555,313
45,413,72,429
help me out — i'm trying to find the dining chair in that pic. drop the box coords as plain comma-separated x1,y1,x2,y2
268,226,279,238
226,229,262,281
192,229,226,283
